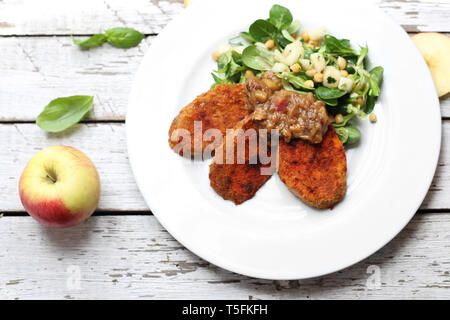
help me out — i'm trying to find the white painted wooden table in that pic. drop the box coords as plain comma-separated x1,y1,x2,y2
0,0,449,299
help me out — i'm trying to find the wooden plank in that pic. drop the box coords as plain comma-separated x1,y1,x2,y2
378,0,450,32
0,36,153,122
0,122,449,212
0,213,449,299
0,0,185,35
1,36,450,122
0,123,147,211
0,0,449,36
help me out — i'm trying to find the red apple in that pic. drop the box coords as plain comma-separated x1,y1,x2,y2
19,146,101,228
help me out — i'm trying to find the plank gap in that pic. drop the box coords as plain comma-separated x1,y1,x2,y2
0,210,153,217
1,209,447,217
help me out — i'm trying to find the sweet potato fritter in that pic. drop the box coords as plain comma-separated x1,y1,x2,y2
278,125,347,209
209,118,274,205
168,84,250,157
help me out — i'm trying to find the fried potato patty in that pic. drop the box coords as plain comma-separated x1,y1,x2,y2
278,125,347,209
209,118,274,205
168,84,249,157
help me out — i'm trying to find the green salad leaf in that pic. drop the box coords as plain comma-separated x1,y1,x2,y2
286,19,300,34
242,45,275,70
281,29,295,42
240,31,257,43
316,86,346,99
283,73,314,91
249,20,278,43
315,86,347,106
36,96,94,132
72,34,107,50
105,27,145,48
335,126,349,144
209,4,384,147
269,4,293,30
324,35,358,56
368,66,383,97
346,124,361,144
217,51,246,78
335,124,361,145
365,66,384,113
356,45,368,66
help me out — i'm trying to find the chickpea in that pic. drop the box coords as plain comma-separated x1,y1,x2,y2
306,69,316,77
212,51,221,61
310,40,319,48
254,90,268,103
313,72,324,83
290,63,301,73
295,34,302,40
265,39,275,49
301,30,310,43
335,113,344,124
304,80,314,88
337,56,347,70
369,113,377,123
245,69,255,79
340,70,349,77
357,96,366,106
263,78,281,91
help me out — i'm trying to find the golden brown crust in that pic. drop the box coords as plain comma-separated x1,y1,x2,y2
209,118,274,205
168,84,250,157
278,125,347,209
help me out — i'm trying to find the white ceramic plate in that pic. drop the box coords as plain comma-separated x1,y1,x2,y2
126,0,441,279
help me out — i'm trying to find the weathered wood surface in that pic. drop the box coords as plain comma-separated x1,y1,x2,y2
0,123,146,211
0,213,449,299
1,36,449,122
0,121,449,212
0,36,154,121
0,0,449,299
0,0,185,36
0,0,449,36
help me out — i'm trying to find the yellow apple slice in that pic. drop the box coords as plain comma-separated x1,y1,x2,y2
183,0,196,7
412,32,450,97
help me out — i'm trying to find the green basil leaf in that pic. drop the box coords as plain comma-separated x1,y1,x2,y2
242,45,275,70
324,35,358,56
37,96,94,132
105,27,145,48
316,86,347,100
72,34,107,50
269,4,293,30
249,19,278,42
